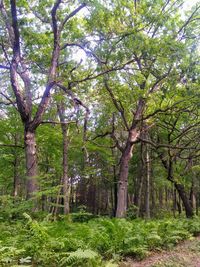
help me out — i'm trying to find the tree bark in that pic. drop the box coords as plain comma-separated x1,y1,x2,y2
116,133,137,217
116,149,130,218
116,98,145,218
189,179,196,211
13,153,20,197
57,101,70,215
12,133,20,197
145,143,151,219
159,188,163,208
62,125,70,214
134,142,144,217
173,187,177,218
175,183,193,218
25,130,38,199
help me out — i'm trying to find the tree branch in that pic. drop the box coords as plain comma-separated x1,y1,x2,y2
60,3,86,30
138,137,199,150
104,78,129,130
40,120,76,125
177,5,200,35
0,64,10,70
0,143,24,149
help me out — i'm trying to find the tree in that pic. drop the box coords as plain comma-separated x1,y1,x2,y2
0,0,87,199
94,0,200,217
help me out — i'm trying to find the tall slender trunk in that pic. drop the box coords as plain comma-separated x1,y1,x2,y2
13,133,20,197
25,130,38,199
13,154,20,197
159,188,163,208
111,147,118,216
57,100,70,215
145,144,150,219
113,166,118,216
190,179,196,211
135,142,144,217
62,125,70,215
173,187,177,218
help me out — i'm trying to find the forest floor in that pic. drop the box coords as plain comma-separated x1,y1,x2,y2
120,236,200,267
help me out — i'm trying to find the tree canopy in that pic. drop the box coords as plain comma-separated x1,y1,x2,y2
0,0,199,219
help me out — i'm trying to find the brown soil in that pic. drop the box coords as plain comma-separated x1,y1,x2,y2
119,236,200,267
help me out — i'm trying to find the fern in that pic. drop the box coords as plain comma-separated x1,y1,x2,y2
60,249,100,267
2,215,200,266
0,243,25,265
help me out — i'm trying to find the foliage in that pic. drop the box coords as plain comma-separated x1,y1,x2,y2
1,215,200,266
0,0,199,265
126,205,139,220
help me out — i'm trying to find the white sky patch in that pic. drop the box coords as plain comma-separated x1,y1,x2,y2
183,0,199,10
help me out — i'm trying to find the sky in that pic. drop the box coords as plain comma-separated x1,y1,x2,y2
183,0,199,10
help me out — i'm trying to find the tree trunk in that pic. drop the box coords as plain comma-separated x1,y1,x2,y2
113,164,118,216
25,130,38,199
13,133,20,197
175,183,193,218
116,143,132,218
115,99,145,218
145,144,151,219
134,142,144,217
57,100,70,215
159,188,163,208
189,179,196,211
151,177,156,214
13,154,20,197
173,187,177,218
116,131,140,217
62,125,70,215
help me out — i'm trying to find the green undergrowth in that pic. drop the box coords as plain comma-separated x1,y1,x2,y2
1,214,200,267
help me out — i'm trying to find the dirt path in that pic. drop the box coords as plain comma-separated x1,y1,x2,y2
119,236,200,267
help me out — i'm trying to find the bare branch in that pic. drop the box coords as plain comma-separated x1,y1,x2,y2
60,3,86,30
